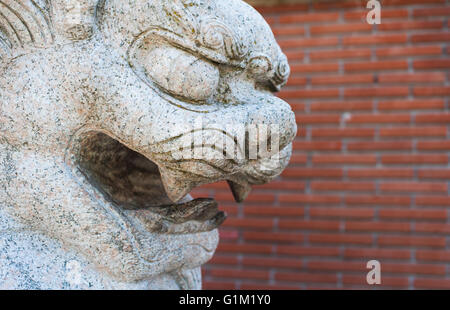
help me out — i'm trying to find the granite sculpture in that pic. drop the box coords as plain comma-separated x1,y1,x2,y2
0,0,297,289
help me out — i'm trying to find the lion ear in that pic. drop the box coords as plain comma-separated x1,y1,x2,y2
0,0,53,60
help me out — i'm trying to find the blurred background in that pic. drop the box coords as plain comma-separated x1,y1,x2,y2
192,0,450,289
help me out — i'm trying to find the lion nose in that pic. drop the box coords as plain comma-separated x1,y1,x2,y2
269,95,297,151
245,94,297,157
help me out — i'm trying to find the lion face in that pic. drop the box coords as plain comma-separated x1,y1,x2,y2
0,0,296,283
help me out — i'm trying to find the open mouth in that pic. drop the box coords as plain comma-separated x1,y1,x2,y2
71,131,228,235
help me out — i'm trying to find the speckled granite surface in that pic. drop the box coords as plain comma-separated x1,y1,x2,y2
0,0,295,289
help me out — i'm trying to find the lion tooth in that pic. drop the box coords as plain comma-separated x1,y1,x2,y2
227,181,252,203
159,167,193,203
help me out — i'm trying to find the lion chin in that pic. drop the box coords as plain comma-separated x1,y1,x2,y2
0,0,297,287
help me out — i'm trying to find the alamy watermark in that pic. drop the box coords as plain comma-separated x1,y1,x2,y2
366,260,382,285
65,260,85,287
366,0,382,25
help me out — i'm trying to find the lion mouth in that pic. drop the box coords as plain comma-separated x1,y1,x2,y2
71,131,227,235
68,129,291,235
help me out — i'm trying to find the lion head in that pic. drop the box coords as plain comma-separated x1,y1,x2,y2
0,0,296,285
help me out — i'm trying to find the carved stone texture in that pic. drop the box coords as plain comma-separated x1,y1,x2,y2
246,0,311,6
0,0,296,289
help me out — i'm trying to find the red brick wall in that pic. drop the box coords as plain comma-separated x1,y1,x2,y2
195,0,450,290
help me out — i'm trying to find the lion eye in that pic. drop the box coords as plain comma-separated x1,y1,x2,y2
140,45,220,103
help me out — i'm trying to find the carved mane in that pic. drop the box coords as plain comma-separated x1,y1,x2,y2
0,0,53,60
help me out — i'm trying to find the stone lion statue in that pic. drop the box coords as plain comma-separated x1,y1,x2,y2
0,0,296,289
